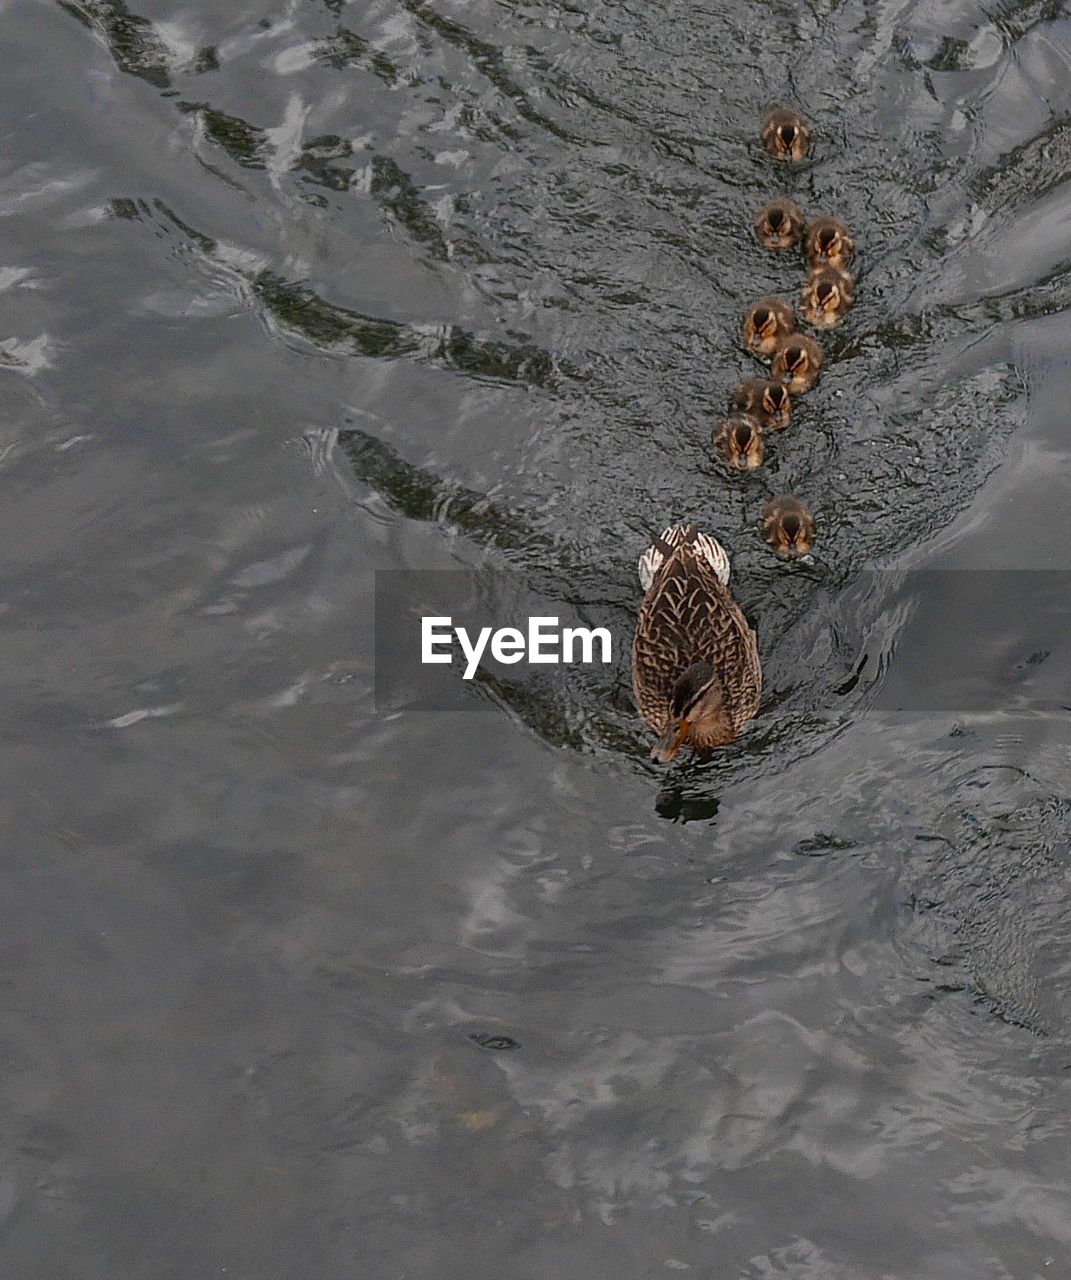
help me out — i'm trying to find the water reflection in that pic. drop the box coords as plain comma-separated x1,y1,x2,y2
2,0,1068,1275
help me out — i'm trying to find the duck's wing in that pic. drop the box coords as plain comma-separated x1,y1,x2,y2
632,545,734,732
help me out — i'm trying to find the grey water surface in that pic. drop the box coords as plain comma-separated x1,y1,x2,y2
2,0,1071,1276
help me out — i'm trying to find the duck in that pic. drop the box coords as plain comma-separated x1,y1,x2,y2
804,216,855,270
754,197,805,250
730,378,792,431
742,296,796,357
713,413,766,470
760,107,810,161
770,332,823,394
760,496,816,558
633,524,762,762
801,265,854,328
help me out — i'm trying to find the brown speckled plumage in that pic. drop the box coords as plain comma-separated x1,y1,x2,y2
632,526,761,757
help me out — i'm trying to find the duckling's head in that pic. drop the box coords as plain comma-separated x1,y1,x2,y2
761,497,816,558
755,199,804,250
762,109,810,161
779,343,808,377
761,382,791,429
808,219,854,269
652,661,724,763
816,225,838,258
715,414,766,470
747,304,775,349
743,298,794,355
777,121,801,154
815,277,839,312
803,272,850,326
773,334,822,391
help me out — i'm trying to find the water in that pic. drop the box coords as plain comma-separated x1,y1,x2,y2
2,0,1071,1275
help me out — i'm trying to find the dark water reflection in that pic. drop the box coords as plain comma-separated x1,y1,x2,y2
2,0,1071,1274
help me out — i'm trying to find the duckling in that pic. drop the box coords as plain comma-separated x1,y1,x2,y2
801,265,854,328
770,332,823,395
804,216,855,270
742,296,796,357
754,198,805,250
713,413,766,470
633,524,761,762
760,496,816,558
730,378,792,431
760,107,810,161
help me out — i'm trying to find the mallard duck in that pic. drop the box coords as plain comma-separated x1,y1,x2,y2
730,378,792,430
754,198,805,250
760,496,816,558
760,108,810,161
804,216,854,270
742,296,796,357
801,265,854,328
633,525,762,762
713,413,766,469
770,332,823,394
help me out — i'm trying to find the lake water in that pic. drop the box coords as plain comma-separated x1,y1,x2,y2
3,0,1071,1276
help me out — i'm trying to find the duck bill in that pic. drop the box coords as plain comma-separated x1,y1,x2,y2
651,718,689,764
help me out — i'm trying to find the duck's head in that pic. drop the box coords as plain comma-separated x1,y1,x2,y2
652,662,723,763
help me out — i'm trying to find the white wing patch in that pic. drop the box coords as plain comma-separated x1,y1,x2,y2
638,525,731,591
692,530,731,584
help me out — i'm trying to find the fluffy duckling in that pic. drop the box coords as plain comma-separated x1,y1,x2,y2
633,524,761,762
760,496,816,558
804,216,855,270
730,378,792,431
713,413,766,470
760,108,810,161
742,296,796,357
754,198,805,250
801,265,855,328
771,333,823,395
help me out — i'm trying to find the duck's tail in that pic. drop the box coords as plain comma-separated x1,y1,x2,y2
637,524,731,592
